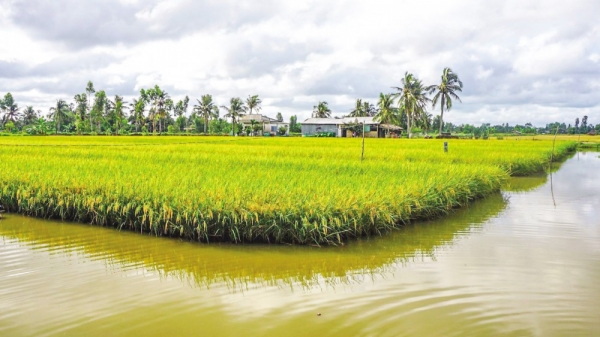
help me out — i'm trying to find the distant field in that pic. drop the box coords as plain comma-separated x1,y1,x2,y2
509,134,599,142
0,136,576,245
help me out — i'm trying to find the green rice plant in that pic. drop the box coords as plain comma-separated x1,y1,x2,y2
0,137,576,245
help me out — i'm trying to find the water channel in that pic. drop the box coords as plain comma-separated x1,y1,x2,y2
1,152,599,336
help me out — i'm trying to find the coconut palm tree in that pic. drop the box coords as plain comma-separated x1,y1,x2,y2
222,97,246,136
151,86,170,133
1,93,20,126
417,112,433,135
86,81,95,132
73,93,88,123
363,101,377,117
148,107,158,133
129,98,146,133
426,68,463,135
49,99,70,133
312,101,332,118
393,72,430,138
194,95,219,133
173,96,189,132
348,99,366,117
91,90,107,132
72,93,88,134
246,95,262,115
111,95,127,135
85,81,96,108
374,93,397,136
22,106,39,126
249,119,261,136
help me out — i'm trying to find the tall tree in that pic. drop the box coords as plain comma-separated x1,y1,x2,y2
1,93,20,126
349,99,366,117
129,98,145,133
276,112,283,122
363,101,377,117
111,95,127,134
72,93,88,134
417,112,433,135
222,97,246,136
194,94,218,133
426,68,463,135
73,93,88,122
289,115,300,133
49,99,70,133
246,95,261,114
374,93,397,136
86,81,95,132
394,72,430,138
312,101,332,118
91,90,107,132
151,85,170,133
22,106,39,126
85,81,96,107
173,96,189,131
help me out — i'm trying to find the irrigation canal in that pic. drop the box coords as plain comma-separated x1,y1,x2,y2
1,152,599,336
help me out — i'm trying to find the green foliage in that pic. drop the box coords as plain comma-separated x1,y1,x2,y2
4,121,15,133
289,115,301,133
312,102,331,118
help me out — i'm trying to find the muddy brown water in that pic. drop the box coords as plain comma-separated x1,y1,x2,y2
1,153,599,336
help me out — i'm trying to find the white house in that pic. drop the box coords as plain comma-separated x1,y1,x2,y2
301,117,402,138
238,114,289,136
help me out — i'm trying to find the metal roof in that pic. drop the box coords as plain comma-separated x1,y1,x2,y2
239,114,278,123
302,117,378,125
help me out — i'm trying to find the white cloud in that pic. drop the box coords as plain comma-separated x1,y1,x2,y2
476,66,494,80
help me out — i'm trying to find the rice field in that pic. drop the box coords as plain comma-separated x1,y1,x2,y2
0,136,576,245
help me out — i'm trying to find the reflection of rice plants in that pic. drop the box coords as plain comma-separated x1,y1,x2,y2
0,194,508,291
0,137,576,245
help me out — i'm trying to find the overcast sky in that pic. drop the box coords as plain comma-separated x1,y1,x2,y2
1,0,599,126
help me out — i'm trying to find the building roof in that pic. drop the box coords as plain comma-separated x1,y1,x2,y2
239,114,278,123
302,117,378,125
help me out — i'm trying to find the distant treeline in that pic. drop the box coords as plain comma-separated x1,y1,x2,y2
1,75,597,136
0,84,302,135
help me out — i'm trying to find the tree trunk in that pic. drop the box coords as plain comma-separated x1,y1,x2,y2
361,122,365,161
204,116,208,133
407,112,411,139
438,96,445,136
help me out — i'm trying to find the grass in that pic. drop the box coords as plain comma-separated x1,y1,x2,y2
0,136,576,245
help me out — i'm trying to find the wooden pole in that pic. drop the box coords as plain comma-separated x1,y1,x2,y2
361,122,365,162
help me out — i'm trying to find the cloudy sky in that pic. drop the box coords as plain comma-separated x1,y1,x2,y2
1,0,599,126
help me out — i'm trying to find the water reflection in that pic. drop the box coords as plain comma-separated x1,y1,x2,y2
0,194,507,291
502,174,547,193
